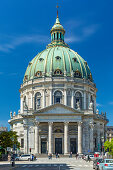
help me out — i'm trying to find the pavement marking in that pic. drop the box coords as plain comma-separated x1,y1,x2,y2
22,165,27,167
35,165,39,167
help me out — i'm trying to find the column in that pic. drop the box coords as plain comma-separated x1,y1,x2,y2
64,122,68,154
20,96,23,114
24,125,28,154
49,89,52,105
78,122,82,154
89,122,94,152
97,122,100,151
84,91,86,110
48,122,53,154
71,90,74,108
88,93,90,109
64,90,67,105
94,96,96,113
39,135,41,154
42,89,45,108
35,122,39,154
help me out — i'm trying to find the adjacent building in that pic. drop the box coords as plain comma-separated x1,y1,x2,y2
106,126,113,142
8,13,108,155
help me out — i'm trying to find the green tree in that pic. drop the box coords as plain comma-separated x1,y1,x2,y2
104,138,113,156
0,131,20,151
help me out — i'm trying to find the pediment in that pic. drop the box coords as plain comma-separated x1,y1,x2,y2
34,103,83,115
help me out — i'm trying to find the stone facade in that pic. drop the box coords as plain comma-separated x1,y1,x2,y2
8,78,108,155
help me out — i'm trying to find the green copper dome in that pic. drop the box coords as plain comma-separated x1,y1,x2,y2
23,16,93,82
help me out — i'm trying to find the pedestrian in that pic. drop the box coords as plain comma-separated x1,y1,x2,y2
87,155,90,162
32,154,34,161
69,152,72,158
56,153,58,158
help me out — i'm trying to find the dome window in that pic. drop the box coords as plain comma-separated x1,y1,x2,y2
39,58,44,62
74,70,81,78
73,57,77,62
24,75,28,81
84,61,87,65
29,62,32,65
35,71,42,77
54,69,62,75
55,56,61,60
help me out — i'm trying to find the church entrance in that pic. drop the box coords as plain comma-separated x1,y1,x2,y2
70,138,76,154
55,138,62,154
41,138,47,153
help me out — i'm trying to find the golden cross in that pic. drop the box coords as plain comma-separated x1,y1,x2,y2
56,2,59,17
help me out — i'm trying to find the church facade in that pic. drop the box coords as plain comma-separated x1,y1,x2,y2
8,14,108,155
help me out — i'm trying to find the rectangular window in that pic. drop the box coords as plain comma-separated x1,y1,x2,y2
21,138,24,148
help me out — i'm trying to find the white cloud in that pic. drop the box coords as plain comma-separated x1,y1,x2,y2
0,120,9,128
96,103,102,107
0,34,49,52
109,102,113,105
64,19,100,43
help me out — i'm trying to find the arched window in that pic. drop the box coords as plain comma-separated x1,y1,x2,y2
35,92,41,110
74,92,82,109
54,91,62,104
74,70,81,78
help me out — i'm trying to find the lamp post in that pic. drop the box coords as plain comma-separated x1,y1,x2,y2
101,136,104,159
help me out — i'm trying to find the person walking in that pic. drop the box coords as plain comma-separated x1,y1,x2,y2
87,155,90,162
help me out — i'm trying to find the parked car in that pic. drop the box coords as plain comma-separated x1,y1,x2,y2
15,154,31,161
93,158,103,169
97,159,113,170
89,155,95,161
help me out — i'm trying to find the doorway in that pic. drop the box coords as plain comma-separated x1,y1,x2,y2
41,138,47,153
70,138,76,154
55,138,62,154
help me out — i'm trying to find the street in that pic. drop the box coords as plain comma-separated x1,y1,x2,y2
0,158,93,170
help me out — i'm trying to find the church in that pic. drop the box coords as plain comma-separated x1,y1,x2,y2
8,11,108,155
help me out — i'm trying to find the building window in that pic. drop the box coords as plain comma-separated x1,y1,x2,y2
35,71,42,77
35,92,41,110
21,138,24,148
55,56,61,60
74,70,81,78
54,69,62,75
54,91,62,104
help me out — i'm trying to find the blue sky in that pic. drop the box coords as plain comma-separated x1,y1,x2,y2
0,0,113,128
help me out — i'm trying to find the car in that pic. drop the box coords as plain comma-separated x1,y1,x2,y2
93,158,103,169
15,154,31,161
89,155,95,161
98,159,113,170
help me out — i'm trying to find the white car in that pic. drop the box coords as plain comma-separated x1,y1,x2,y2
15,154,31,161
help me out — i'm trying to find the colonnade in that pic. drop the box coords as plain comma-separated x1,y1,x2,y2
24,122,83,155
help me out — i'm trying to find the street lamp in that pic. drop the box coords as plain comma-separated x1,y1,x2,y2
101,136,104,159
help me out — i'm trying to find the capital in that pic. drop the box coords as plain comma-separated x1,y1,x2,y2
48,122,53,126
64,122,69,126
34,121,40,126
78,121,82,126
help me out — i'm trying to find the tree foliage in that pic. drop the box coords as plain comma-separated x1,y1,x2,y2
104,138,113,156
0,131,20,150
